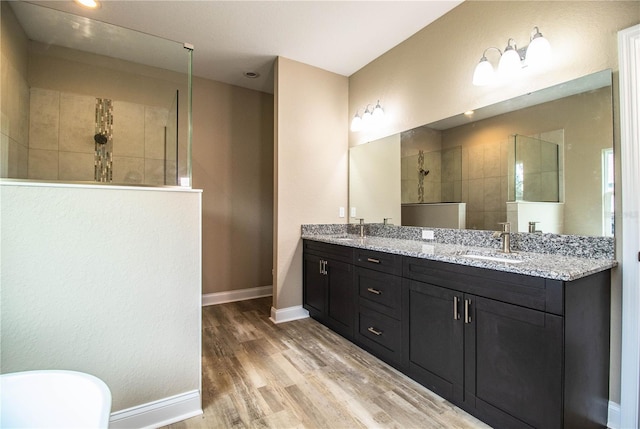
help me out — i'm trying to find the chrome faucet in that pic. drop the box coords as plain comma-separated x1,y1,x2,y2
492,222,512,253
528,221,542,233
356,218,365,238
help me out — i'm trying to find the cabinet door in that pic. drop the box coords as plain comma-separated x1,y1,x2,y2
465,296,563,429
326,258,355,338
407,280,464,403
303,253,326,320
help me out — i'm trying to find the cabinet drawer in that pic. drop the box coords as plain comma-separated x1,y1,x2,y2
304,240,353,263
354,248,402,275
357,306,402,365
403,256,556,313
356,267,401,319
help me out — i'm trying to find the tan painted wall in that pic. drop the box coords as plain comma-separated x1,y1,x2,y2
348,0,639,406
192,77,274,295
274,57,348,310
349,1,638,146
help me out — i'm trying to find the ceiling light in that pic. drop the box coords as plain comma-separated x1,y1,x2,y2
243,71,260,79
74,0,100,9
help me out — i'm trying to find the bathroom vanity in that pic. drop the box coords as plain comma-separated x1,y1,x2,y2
302,226,615,429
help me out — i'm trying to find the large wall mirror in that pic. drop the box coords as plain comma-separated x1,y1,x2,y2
1,1,192,186
349,69,613,237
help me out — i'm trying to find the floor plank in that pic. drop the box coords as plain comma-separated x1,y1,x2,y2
164,297,491,429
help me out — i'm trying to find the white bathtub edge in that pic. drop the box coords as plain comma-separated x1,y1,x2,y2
109,390,202,429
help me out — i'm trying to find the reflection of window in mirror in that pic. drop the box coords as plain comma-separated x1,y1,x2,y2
602,148,614,237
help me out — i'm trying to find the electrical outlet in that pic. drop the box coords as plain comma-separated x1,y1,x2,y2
339,207,345,218
422,229,434,240
350,207,357,217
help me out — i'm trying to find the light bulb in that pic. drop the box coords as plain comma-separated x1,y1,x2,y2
372,101,384,122
362,106,373,129
350,113,362,132
473,56,495,86
498,42,522,79
526,28,551,69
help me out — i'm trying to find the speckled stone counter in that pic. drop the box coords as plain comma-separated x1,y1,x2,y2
301,224,617,281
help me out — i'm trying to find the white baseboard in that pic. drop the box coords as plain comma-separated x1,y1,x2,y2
608,400,621,429
269,305,309,324
202,285,272,306
109,390,202,429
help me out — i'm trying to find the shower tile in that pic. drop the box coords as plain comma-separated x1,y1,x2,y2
113,101,144,158
112,156,144,184
28,149,58,180
145,106,168,160
485,211,505,231
59,93,95,154
468,178,484,212
0,134,10,177
1,54,7,135
424,182,441,203
540,142,559,173
540,171,560,202
522,173,542,201
145,158,165,185
466,211,484,231
15,75,30,145
17,142,28,178
484,177,502,212
29,88,60,151
461,147,469,181
483,143,501,178
165,160,177,186
468,145,484,179
59,151,95,181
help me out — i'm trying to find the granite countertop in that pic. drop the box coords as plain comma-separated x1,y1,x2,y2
302,233,617,281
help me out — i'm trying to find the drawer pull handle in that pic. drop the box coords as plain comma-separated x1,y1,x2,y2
367,327,383,336
366,258,381,264
464,299,472,324
367,287,382,295
453,296,460,320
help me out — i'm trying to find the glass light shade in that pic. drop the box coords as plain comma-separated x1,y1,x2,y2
350,114,362,132
362,107,373,128
498,48,521,79
372,102,384,122
472,58,495,86
525,35,551,69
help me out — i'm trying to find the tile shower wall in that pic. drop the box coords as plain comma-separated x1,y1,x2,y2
462,139,511,231
27,88,169,184
0,51,29,179
401,147,461,204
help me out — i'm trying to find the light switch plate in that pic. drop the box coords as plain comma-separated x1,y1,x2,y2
339,207,345,218
350,207,357,217
422,229,435,240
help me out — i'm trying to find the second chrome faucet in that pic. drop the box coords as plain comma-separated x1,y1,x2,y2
493,222,512,253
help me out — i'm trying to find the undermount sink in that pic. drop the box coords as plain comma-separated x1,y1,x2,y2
461,253,524,264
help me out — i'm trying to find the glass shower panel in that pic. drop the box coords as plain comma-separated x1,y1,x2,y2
0,1,192,187
513,134,560,202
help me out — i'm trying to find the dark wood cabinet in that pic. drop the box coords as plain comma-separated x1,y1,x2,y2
303,240,611,429
403,256,610,429
302,241,355,339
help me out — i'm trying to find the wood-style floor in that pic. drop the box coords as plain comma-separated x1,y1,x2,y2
165,297,491,429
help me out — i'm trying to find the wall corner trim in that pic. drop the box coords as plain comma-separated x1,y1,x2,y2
608,400,621,429
109,390,202,429
202,285,273,306
269,305,309,324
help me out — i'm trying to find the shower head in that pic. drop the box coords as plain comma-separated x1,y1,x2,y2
94,133,108,145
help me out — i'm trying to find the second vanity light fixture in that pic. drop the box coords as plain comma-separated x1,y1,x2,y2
473,26,551,86
351,100,385,132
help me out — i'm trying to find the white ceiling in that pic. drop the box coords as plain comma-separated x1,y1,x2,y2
18,0,463,93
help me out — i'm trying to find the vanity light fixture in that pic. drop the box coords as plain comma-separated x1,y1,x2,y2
74,0,100,9
350,111,363,132
473,26,551,86
350,101,385,132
